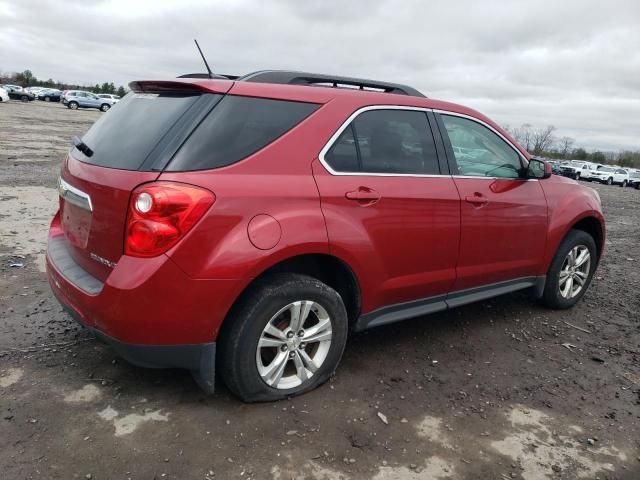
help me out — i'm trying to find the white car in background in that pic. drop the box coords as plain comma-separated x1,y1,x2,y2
590,166,630,186
0,86,9,103
578,162,600,181
559,160,594,180
96,94,121,104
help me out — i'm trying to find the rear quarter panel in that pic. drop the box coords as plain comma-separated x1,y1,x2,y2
158,99,360,280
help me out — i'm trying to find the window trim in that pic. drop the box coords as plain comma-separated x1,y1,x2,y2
319,105,530,179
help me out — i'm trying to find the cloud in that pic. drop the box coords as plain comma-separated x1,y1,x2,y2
1,0,638,150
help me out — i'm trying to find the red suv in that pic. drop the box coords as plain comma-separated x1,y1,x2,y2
47,71,605,402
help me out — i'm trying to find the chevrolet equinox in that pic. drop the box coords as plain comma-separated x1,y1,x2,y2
47,71,605,402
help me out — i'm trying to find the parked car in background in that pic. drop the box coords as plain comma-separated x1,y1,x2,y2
559,160,591,180
97,94,121,104
0,86,9,103
2,84,35,102
47,70,605,402
63,90,113,111
578,162,600,181
25,86,46,96
550,161,563,175
628,171,640,189
590,166,629,186
38,89,62,102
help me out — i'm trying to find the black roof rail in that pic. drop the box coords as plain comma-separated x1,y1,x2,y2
177,73,239,80
237,70,426,98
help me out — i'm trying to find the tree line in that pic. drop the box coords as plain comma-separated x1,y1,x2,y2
505,123,640,169
1,69,127,98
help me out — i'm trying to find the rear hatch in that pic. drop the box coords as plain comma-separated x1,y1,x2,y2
58,81,232,281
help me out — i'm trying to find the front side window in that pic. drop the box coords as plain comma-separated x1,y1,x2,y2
324,109,439,175
441,114,523,178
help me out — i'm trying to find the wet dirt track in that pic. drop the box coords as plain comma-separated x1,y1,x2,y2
1,100,639,479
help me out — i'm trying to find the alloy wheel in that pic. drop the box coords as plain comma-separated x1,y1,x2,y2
256,300,333,390
559,245,591,299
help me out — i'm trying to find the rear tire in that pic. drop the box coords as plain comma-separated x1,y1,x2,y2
219,274,348,402
540,230,597,310
20,95,28,102
100,103,110,112
606,177,613,185
69,101,78,110
44,96,50,102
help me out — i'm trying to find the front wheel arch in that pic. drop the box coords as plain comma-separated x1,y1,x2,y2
568,216,604,261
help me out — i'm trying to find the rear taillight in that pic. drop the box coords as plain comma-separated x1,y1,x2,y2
125,182,214,257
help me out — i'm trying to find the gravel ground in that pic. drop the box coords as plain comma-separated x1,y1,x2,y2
1,100,639,480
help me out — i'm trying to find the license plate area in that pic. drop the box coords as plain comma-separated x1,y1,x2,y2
61,200,92,248
58,177,93,249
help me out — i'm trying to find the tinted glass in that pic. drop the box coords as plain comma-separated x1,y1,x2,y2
353,110,439,174
167,95,319,171
324,125,359,172
441,115,523,178
79,92,201,170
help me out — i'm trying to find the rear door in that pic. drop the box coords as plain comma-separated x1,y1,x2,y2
313,107,460,313
436,112,548,291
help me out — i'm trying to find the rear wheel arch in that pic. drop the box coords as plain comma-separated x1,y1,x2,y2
219,253,362,337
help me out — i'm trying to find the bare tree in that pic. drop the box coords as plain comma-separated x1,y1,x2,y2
531,125,556,155
559,136,574,159
511,124,533,152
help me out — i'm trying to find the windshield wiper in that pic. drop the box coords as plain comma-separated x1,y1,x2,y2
72,136,94,157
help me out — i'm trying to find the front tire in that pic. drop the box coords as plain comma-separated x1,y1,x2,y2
540,230,597,309
20,95,28,102
100,103,110,112
606,177,613,185
621,180,627,188
44,96,50,102
219,274,348,402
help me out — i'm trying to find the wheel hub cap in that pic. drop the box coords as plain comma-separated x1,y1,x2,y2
559,245,591,299
256,300,333,390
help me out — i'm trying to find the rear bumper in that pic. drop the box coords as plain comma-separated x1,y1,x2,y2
46,217,240,345
53,287,216,392
46,215,243,393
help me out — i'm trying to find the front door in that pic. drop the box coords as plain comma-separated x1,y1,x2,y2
313,108,460,313
437,112,548,291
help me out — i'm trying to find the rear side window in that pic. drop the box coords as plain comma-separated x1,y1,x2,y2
78,93,201,170
324,125,359,172
166,96,320,171
324,109,439,175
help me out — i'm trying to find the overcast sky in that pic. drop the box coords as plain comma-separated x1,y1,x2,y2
1,0,639,151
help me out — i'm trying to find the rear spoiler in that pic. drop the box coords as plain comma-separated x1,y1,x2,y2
128,79,233,95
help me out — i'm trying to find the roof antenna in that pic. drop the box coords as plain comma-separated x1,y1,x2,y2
194,39,213,79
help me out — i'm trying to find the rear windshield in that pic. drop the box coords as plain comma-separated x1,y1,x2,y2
77,92,201,170
165,95,319,171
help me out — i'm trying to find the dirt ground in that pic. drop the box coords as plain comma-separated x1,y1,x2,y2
1,100,639,480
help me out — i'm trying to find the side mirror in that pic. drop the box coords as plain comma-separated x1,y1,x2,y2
527,158,552,179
